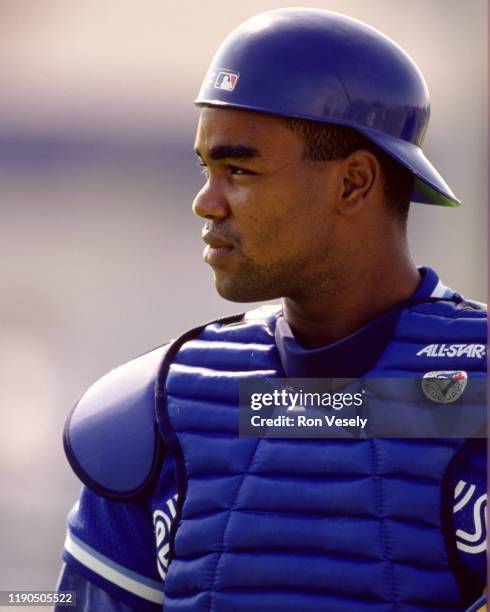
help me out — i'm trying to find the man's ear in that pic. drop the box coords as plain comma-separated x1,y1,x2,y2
338,150,380,216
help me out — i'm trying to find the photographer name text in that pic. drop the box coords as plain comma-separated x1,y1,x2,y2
250,414,367,429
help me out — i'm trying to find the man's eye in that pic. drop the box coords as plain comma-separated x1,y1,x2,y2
196,162,256,179
228,165,255,176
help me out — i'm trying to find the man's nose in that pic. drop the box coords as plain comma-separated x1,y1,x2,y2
192,181,230,220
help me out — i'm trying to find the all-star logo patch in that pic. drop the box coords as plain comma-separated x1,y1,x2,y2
214,70,240,92
416,343,486,358
421,370,468,403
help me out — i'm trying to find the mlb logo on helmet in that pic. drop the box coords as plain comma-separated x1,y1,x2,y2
214,70,239,92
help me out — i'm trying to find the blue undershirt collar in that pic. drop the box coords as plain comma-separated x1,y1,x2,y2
275,267,449,378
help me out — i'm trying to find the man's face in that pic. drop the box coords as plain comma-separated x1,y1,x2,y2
193,107,342,302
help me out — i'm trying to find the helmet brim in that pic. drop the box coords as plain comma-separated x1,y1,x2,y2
359,127,460,207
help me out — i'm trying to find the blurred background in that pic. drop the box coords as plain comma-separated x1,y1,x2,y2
0,0,487,601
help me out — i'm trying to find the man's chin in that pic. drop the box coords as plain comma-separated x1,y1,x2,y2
214,273,277,304
214,281,260,303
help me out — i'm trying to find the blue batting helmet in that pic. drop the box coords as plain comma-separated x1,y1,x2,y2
195,8,459,207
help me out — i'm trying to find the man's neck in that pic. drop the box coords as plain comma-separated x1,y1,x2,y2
282,257,420,349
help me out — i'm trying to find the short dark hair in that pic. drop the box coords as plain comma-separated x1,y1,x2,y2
283,117,414,226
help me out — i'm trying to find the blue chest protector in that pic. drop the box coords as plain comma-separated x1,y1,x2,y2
64,290,486,611
155,300,486,612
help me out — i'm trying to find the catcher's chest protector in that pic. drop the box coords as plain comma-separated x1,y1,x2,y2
158,300,486,612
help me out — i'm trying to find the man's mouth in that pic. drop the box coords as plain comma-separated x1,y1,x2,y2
202,230,235,265
202,230,235,249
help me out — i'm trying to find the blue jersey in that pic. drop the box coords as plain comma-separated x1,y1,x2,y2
60,450,177,610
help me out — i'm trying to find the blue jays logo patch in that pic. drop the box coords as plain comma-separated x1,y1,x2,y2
421,370,468,403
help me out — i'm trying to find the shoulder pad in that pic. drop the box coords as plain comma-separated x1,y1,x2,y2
64,344,168,500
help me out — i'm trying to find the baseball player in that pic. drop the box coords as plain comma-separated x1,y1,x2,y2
57,9,487,612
